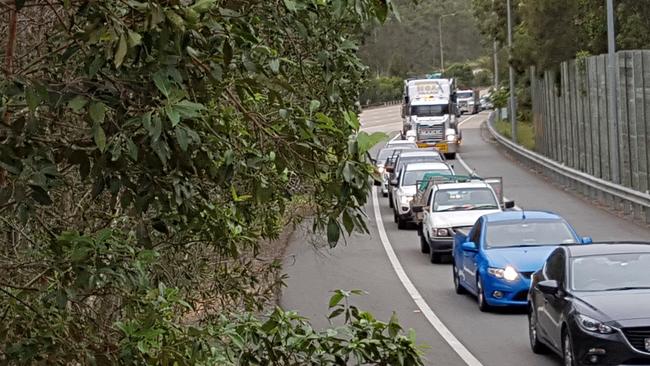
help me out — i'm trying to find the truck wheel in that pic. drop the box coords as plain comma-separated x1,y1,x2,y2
420,234,430,254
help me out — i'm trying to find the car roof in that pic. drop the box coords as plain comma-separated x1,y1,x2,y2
404,162,450,171
387,140,417,147
399,151,442,158
435,182,492,190
566,243,650,257
483,210,564,222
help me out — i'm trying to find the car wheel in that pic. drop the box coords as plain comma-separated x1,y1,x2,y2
388,193,394,208
453,264,466,294
393,210,398,223
528,309,549,354
430,250,441,264
445,153,456,160
397,217,407,230
477,276,491,312
420,234,430,253
382,191,388,197
562,330,576,366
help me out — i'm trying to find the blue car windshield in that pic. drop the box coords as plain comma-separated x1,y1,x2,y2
484,220,577,248
571,253,650,292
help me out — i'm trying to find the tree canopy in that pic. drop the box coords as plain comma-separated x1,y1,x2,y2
0,0,422,363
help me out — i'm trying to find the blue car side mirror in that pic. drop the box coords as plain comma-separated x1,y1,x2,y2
581,236,593,244
462,241,478,252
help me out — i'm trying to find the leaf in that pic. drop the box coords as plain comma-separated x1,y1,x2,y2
126,138,138,161
327,217,340,246
283,0,297,11
269,58,280,73
309,100,320,114
30,186,53,205
357,131,387,155
344,110,360,129
25,87,40,112
328,291,344,308
93,123,107,152
68,96,88,112
175,127,189,151
342,162,354,183
165,105,181,126
153,73,171,97
174,100,205,118
128,31,142,47
89,102,106,124
342,210,354,234
192,0,217,13
114,34,128,68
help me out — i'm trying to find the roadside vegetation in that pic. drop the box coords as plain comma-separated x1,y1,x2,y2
0,0,422,364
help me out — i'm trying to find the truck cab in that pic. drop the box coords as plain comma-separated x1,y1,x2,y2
401,78,460,159
456,89,479,115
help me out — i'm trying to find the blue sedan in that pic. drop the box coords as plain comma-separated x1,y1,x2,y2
451,211,592,311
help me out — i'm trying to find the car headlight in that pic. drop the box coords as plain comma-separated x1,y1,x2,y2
436,228,451,237
576,314,614,334
487,266,519,281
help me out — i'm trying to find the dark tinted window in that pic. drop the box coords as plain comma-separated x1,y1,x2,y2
544,251,565,282
410,104,449,116
470,220,482,244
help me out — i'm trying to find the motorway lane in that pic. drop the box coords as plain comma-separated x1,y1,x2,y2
281,105,650,366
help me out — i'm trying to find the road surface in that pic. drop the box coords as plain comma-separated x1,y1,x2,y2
280,105,650,366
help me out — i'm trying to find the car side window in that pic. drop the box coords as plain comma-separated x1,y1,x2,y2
543,251,565,283
470,220,482,244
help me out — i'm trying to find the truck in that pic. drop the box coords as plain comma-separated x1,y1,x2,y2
401,78,461,159
456,89,480,115
410,175,514,263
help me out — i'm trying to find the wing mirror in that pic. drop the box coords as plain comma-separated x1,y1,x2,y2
504,200,515,209
461,241,478,252
537,280,559,295
581,236,593,244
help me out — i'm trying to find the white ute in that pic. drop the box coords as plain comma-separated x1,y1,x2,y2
419,179,514,263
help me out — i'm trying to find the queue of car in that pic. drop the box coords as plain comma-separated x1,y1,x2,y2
373,137,650,366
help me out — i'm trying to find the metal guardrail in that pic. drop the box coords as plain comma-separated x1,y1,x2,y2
361,99,401,110
485,112,650,221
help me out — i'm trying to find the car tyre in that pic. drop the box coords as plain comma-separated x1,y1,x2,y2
528,309,549,354
393,210,398,223
562,330,576,366
420,234,430,254
453,264,466,294
430,250,441,264
477,276,491,312
397,217,407,230
445,153,456,160
388,193,394,208
382,190,388,197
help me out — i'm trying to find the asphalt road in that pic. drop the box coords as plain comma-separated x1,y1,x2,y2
280,105,650,366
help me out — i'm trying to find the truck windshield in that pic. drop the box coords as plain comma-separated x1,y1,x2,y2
433,188,499,212
410,105,448,116
457,92,473,99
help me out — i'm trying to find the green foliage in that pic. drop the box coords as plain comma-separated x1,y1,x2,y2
360,76,403,105
359,0,484,77
0,0,420,363
495,119,536,151
444,63,474,88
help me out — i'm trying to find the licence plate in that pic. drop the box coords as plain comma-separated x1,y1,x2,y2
435,143,448,153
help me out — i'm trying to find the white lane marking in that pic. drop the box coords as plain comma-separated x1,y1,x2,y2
455,114,520,210
371,188,484,366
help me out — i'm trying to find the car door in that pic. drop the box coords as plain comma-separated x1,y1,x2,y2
461,219,482,293
537,250,567,350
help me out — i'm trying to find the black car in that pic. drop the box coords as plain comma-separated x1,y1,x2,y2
528,243,650,366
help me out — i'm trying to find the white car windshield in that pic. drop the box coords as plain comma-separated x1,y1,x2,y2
402,169,451,186
485,220,577,248
433,188,499,212
571,253,650,291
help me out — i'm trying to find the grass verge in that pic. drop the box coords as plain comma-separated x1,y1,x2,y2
494,118,536,151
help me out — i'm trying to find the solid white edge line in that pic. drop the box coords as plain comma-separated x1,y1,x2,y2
371,188,484,366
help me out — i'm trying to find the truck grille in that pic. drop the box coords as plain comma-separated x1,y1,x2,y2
417,124,444,141
622,327,650,352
